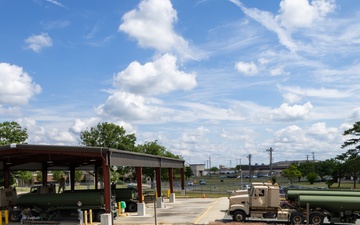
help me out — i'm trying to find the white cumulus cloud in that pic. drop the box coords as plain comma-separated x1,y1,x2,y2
95,91,164,121
235,61,258,76
25,33,53,52
119,0,195,59
114,54,197,95
270,102,313,121
0,63,41,106
277,0,336,30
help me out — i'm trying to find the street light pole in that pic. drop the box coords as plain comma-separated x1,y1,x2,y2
248,154,252,183
266,147,274,177
240,158,243,189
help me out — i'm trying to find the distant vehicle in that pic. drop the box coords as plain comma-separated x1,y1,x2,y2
187,181,194,186
200,179,206,185
244,184,251,190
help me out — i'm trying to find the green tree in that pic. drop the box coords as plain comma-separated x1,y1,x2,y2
282,164,302,184
298,161,315,181
306,172,318,184
185,166,193,180
342,121,360,151
210,167,219,173
52,171,65,182
79,122,136,151
315,159,336,179
343,155,360,189
75,171,83,182
36,171,42,183
15,171,33,187
0,121,28,145
137,141,181,182
333,155,345,187
79,122,137,184
0,121,29,186
341,122,360,188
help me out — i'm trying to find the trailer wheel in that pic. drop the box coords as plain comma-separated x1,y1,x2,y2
309,212,324,225
126,202,137,212
290,212,305,224
233,210,246,222
9,211,21,222
94,210,105,222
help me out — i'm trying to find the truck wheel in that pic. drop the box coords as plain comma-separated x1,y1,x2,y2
309,212,324,225
233,210,246,222
127,202,137,212
9,211,21,222
290,212,304,224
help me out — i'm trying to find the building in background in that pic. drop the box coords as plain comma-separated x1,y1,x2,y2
189,164,205,176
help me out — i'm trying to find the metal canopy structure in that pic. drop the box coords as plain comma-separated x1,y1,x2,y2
0,144,185,213
0,144,185,170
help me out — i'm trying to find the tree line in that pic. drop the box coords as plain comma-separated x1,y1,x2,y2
1,120,360,188
282,121,360,188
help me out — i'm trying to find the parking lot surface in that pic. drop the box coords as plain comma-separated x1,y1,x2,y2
6,197,231,225
114,196,231,225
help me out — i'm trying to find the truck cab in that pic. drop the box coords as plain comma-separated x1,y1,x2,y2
228,182,291,222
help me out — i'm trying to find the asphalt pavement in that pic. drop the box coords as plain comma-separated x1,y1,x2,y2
114,196,232,225
6,197,360,225
6,197,231,225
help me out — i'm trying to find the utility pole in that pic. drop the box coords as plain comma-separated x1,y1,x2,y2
312,152,315,162
266,147,274,177
209,156,211,179
248,154,252,183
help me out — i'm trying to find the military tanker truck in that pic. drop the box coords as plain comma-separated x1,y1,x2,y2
63,187,139,212
9,185,118,222
227,182,360,224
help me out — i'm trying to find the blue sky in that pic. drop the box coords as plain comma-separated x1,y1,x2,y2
1,0,360,168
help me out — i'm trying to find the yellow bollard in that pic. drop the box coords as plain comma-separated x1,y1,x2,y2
118,202,121,215
4,210,8,225
84,210,88,225
120,201,126,214
0,211,3,225
167,189,170,198
89,209,93,224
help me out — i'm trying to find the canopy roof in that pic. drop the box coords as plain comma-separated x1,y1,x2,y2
0,144,185,171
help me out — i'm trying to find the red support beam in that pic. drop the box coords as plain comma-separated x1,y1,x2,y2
168,168,174,193
135,167,143,203
94,165,99,190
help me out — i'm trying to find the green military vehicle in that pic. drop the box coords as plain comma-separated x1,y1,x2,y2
9,185,118,222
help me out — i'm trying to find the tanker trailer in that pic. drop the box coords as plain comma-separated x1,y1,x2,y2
63,187,138,212
287,189,360,201
9,186,118,222
297,195,360,224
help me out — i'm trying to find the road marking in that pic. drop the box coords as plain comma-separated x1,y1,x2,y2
194,198,220,224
